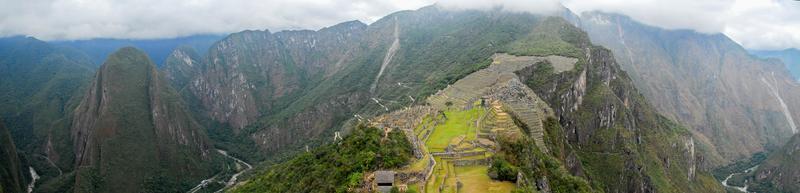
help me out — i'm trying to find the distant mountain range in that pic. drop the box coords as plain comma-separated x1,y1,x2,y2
751,48,800,81
50,34,224,67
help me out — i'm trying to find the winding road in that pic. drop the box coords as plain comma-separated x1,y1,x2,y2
187,149,253,193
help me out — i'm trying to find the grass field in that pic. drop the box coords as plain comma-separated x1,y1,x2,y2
455,166,516,193
420,102,514,193
425,108,484,152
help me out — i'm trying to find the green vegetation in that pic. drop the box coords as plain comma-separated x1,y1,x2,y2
229,125,413,193
504,18,585,58
457,166,516,193
496,132,595,193
425,108,483,152
488,155,518,181
712,152,768,181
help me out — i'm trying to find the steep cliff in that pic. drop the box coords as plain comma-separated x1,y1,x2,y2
167,21,368,130
578,12,800,165
0,121,27,193
70,47,219,193
0,37,94,190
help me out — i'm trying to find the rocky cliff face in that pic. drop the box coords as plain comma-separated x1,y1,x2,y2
518,37,723,192
70,47,216,193
163,46,203,91
578,12,800,165
166,21,368,130
0,121,27,193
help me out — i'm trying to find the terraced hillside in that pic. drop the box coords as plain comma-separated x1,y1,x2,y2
363,53,571,193
426,53,564,153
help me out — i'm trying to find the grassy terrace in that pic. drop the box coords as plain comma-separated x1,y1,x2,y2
416,101,515,193
456,166,516,193
425,107,484,152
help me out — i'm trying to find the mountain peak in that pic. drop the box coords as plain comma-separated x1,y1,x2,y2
103,46,152,67
70,46,217,193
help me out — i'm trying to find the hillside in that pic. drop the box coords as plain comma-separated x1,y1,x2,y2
68,47,224,193
0,121,27,193
0,36,95,192
747,133,800,192
229,125,412,192
578,12,800,165
224,6,724,193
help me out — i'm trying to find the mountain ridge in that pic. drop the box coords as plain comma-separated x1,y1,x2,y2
577,11,800,166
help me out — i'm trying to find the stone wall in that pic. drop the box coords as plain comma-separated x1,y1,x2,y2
431,150,486,158
451,158,492,166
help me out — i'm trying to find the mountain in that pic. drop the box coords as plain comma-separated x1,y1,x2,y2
0,36,94,191
578,12,800,166
749,133,800,192
52,34,225,67
752,48,800,81
0,121,27,193
69,47,221,193
211,6,724,193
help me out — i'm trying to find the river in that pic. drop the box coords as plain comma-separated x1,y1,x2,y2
721,165,758,193
187,149,252,193
26,167,39,193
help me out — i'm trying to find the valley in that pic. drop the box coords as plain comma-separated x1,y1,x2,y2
721,165,758,193
0,2,797,193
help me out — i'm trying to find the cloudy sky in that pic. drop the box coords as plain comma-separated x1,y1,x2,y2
0,0,797,50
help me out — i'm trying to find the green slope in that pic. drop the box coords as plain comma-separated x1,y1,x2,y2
229,125,412,192
0,36,95,193
70,47,224,193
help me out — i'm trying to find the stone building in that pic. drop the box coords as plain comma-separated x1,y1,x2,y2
375,170,395,193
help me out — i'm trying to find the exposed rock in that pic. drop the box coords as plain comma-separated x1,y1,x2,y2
70,47,215,193
0,121,27,193
168,21,368,130
579,12,800,165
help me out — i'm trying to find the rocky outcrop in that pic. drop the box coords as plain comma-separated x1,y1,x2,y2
70,47,215,193
168,21,368,130
518,25,723,191
0,121,26,193
163,46,202,91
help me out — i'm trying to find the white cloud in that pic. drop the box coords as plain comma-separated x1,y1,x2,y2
723,0,800,50
563,0,800,50
436,0,562,15
0,0,435,40
0,0,797,50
